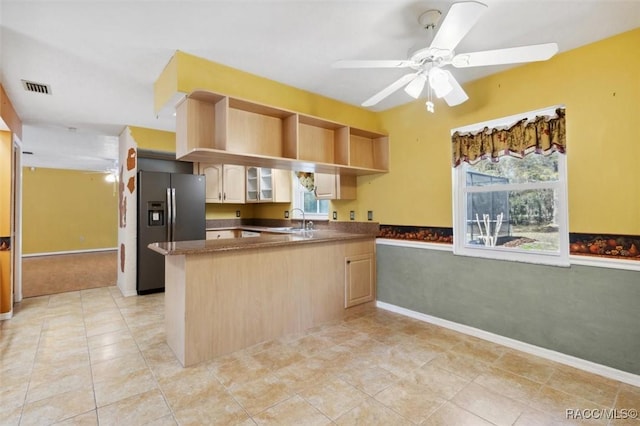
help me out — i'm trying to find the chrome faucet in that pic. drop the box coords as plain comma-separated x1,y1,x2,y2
290,208,306,231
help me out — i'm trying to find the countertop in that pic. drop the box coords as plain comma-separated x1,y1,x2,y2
148,228,374,256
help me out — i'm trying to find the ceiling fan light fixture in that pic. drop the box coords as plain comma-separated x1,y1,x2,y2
404,74,426,98
429,68,453,98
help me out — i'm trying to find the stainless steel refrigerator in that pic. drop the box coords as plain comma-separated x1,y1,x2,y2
137,171,205,294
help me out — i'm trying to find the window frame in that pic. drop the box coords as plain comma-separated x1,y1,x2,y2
451,108,569,267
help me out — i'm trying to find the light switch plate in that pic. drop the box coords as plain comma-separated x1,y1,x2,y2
350,211,355,221
332,211,337,220
284,211,289,219
236,210,241,218
367,210,373,221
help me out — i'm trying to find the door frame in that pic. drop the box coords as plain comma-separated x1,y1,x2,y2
12,135,22,304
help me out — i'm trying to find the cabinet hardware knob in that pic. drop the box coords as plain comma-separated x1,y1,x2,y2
347,260,351,264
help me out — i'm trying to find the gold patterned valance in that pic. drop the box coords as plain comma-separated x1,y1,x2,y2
295,172,315,192
452,108,566,167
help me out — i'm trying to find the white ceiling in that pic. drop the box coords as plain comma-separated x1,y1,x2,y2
1,0,639,171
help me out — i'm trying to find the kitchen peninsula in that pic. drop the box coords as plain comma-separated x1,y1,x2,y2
149,229,376,367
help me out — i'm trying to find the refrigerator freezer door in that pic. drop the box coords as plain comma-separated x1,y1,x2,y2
137,171,171,294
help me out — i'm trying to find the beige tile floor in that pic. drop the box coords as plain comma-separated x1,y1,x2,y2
1,286,639,425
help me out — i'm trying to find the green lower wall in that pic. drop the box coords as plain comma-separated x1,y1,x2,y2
377,244,640,375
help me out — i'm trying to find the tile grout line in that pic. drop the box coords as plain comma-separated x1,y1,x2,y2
79,289,100,424
16,295,50,426
114,290,180,425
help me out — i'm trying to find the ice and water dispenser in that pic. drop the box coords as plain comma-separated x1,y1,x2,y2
147,201,165,227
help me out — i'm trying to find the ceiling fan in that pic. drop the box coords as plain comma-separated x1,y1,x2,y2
333,1,558,112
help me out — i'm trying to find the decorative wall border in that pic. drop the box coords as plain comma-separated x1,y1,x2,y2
378,224,640,262
378,225,453,244
569,232,640,261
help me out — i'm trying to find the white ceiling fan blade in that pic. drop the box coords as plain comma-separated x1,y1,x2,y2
442,70,469,106
332,60,415,69
430,1,487,52
451,43,559,68
362,73,419,107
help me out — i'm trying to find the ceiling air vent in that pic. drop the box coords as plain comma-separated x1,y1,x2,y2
21,80,52,95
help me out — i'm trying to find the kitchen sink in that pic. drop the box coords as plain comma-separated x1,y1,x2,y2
266,227,307,234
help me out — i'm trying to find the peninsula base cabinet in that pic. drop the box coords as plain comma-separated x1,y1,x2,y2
345,252,375,308
164,237,376,366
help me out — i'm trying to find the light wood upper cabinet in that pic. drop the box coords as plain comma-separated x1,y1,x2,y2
314,173,356,200
175,91,389,176
200,163,223,203
272,169,292,203
199,163,245,204
223,165,246,203
246,167,291,203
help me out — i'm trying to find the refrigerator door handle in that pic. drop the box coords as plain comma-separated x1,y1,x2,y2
166,187,173,242
171,188,177,241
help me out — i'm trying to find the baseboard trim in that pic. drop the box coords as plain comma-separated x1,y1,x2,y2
0,310,13,320
22,248,118,258
117,284,138,298
376,300,640,387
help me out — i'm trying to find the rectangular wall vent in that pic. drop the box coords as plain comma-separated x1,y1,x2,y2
21,80,52,95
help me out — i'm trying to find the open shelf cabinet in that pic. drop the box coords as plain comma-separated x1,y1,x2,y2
175,90,389,176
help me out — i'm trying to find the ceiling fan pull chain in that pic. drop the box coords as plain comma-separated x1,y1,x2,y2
426,82,435,113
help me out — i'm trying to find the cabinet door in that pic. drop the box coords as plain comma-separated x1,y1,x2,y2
199,163,223,203
259,168,274,202
345,253,375,308
314,173,356,200
246,167,259,203
222,165,246,203
206,230,235,240
272,169,292,203
314,173,336,199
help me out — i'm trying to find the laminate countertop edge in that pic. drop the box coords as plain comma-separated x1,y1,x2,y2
148,230,374,256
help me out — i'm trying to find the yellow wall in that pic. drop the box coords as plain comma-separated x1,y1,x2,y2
22,168,118,254
158,51,383,133
129,126,176,152
205,203,256,220
347,28,639,234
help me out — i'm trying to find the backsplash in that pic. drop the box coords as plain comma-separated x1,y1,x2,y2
206,219,379,235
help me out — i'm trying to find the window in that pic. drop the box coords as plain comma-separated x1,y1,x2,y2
452,108,569,266
292,173,329,220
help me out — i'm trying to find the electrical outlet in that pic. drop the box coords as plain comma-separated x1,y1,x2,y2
284,210,289,219
236,210,241,218
367,210,373,221
350,211,355,221
332,211,337,220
